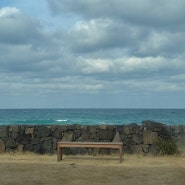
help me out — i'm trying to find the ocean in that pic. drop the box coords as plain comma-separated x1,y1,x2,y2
0,108,185,126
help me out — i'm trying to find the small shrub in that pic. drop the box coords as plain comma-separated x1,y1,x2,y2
156,137,178,155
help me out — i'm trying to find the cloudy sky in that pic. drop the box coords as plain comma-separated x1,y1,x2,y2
0,0,185,108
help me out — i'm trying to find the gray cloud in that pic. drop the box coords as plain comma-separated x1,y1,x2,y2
47,1,185,58
66,19,145,54
1,2,185,108
47,0,185,27
47,0,185,58
0,7,43,45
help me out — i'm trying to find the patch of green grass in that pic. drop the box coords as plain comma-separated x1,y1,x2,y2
156,137,178,155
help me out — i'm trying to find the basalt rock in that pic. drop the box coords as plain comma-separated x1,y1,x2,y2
143,130,158,145
0,139,5,153
0,127,7,138
36,126,51,138
5,138,17,149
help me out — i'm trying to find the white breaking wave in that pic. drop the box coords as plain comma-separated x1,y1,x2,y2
56,119,68,122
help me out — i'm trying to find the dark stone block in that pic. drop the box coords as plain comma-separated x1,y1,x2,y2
61,125,68,132
40,137,53,143
36,126,51,138
0,127,7,138
20,133,32,144
74,130,81,139
88,126,97,134
119,133,127,143
31,138,40,145
98,129,115,141
9,126,19,133
11,132,18,139
33,144,41,153
52,138,57,150
5,138,17,149
40,140,53,154
74,124,81,130
54,128,63,139
142,120,165,131
125,138,135,147
116,125,124,134
67,125,74,130
142,120,171,140
24,143,34,152
0,139,5,153
124,124,140,135
132,134,143,144
81,130,90,140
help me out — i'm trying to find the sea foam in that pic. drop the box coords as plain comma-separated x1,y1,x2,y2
56,119,67,122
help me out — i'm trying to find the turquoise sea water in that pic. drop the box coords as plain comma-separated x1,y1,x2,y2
0,109,185,126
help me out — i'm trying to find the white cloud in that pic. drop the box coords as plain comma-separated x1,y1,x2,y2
78,56,183,76
80,58,110,74
0,7,20,18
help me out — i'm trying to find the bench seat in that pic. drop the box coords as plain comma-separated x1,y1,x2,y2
57,142,123,163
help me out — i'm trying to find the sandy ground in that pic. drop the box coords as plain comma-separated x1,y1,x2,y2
0,153,185,185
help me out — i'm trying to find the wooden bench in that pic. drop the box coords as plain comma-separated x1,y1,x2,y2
57,142,123,163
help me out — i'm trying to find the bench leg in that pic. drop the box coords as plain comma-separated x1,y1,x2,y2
57,147,63,161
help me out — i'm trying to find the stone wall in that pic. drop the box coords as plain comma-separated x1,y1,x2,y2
0,120,185,155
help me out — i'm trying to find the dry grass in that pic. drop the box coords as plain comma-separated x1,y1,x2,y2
0,152,185,185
